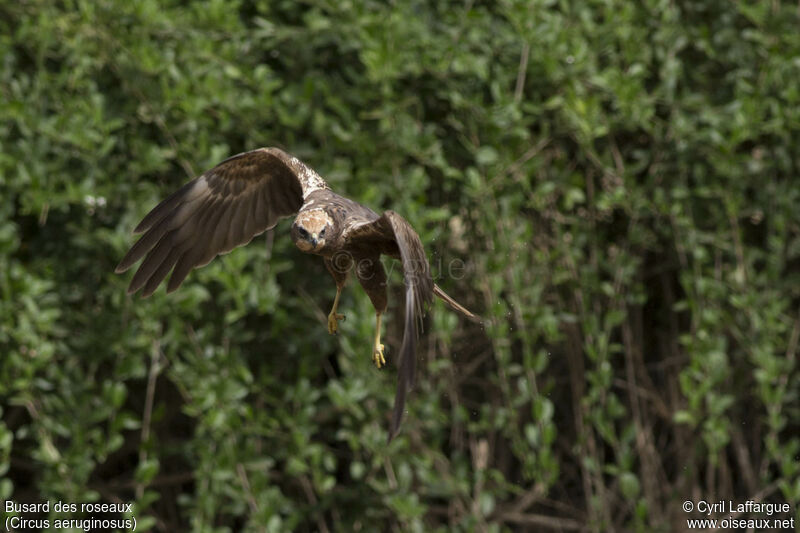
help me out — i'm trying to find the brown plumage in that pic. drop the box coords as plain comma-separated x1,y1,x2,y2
116,147,476,440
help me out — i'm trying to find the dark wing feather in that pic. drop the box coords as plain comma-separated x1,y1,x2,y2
116,147,329,296
345,211,434,440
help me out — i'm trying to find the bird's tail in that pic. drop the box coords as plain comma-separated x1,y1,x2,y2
433,284,480,323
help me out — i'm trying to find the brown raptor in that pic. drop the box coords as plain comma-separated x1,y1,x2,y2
116,147,476,440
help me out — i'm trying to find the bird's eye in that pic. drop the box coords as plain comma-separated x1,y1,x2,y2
297,227,308,237
319,228,326,237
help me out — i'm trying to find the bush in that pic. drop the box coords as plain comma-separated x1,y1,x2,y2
1,0,798,530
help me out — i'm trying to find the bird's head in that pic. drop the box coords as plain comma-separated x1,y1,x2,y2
292,209,334,253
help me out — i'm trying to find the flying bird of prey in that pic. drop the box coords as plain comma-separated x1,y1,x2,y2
116,147,476,439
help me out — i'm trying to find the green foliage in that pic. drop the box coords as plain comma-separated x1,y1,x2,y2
2,0,799,530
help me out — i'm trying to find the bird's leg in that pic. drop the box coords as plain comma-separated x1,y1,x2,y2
327,285,345,335
372,312,386,368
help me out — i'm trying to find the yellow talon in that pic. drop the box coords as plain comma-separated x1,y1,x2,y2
328,312,345,335
327,286,344,335
372,312,385,368
373,343,386,368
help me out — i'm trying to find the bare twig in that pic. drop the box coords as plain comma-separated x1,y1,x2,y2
493,138,551,187
137,335,162,500
299,475,331,533
236,463,261,516
514,42,530,103
383,457,399,490
501,512,584,530
470,438,490,529
298,286,328,326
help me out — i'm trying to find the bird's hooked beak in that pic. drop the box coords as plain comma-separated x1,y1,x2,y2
310,234,319,248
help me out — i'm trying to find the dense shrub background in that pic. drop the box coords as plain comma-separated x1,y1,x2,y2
2,0,799,531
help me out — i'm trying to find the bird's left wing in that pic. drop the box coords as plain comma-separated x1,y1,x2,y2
345,211,434,439
116,147,329,296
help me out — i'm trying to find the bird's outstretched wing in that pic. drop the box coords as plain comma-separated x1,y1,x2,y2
345,211,434,439
116,147,329,296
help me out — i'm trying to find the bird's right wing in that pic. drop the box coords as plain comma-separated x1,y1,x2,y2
116,147,329,296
